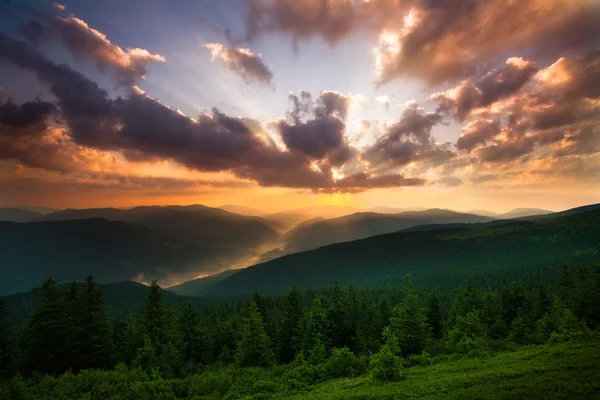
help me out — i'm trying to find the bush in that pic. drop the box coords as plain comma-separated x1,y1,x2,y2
369,344,404,382
325,347,363,379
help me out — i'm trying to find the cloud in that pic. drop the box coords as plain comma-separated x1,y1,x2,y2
278,91,353,163
245,0,359,47
23,15,165,85
456,119,501,152
0,33,428,193
244,0,600,85
204,42,273,85
363,102,451,170
432,58,538,121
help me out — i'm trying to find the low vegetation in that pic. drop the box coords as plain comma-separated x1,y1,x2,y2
1,263,599,398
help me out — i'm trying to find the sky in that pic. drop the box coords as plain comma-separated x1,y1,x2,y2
0,0,598,213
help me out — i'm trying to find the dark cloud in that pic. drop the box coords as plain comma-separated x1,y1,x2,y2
204,42,273,85
0,97,56,129
363,102,450,170
475,137,535,163
22,15,165,85
0,34,426,192
433,59,538,121
456,119,500,151
278,91,353,164
245,0,359,47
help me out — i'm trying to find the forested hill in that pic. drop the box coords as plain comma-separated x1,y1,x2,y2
4,280,209,327
207,204,600,297
0,218,253,295
282,209,492,252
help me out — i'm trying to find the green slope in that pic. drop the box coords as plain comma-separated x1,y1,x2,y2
208,204,600,297
280,341,600,400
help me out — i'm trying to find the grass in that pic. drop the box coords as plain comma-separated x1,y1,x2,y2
279,341,600,400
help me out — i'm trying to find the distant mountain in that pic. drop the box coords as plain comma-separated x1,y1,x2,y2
168,269,241,297
469,209,500,218
0,208,42,222
4,280,210,327
0,218,261,295
263,205,362,229
366,206,427,214
218,204,265,216
499,208,553,219
36,204,280,248
469,208,554,219
207,203,600,297
13,206,61,215
282,209,492,252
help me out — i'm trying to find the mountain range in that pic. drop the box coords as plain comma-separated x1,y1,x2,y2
205,203,600,297
0,202,580,296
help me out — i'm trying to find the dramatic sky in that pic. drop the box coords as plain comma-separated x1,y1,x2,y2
0,0,599,213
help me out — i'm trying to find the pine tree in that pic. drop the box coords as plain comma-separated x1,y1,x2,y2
235,300,274,367
138,280,182,376
369,327,403,382
79,275,115,370
299,296,330,362
0,297,15,379
112,315,128,364
389,275,429,356
179,301,209,365
278,285,302,363
480,286,507,339
426,291,443,340
509,307,531,345
21,277,71,375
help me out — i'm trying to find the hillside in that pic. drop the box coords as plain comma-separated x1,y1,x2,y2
208,204,600,296
36,204,280,248
168,268,241,296
283,209,492,252
4,280,210,327
281,341,600,400
0,218,253,295
0,208,42,222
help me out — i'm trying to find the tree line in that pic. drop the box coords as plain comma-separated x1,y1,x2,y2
0,264,599,383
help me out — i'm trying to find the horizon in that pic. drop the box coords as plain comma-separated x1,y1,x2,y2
1,1,598,213
2,200,584,216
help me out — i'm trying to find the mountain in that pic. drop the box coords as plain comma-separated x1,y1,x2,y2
207,204,600,297
469,208,554,219
218,204,265,216
499,208,553,219
168,269,241,296
15,206,61,214
0,218,260,295
282,209,493,252
36,204,280,248
366,206,427,214
4,280,210,327
469,209,500,218
0,208,42,222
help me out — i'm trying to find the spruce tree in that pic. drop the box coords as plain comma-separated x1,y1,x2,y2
369,327,403,381
21,277,71,375
79,275,115,370
299,296,330,362
426,291,443,340
278,285,302,363
0,297,14,379
235,300,274,367
179,301,209,365
389,275,429,356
